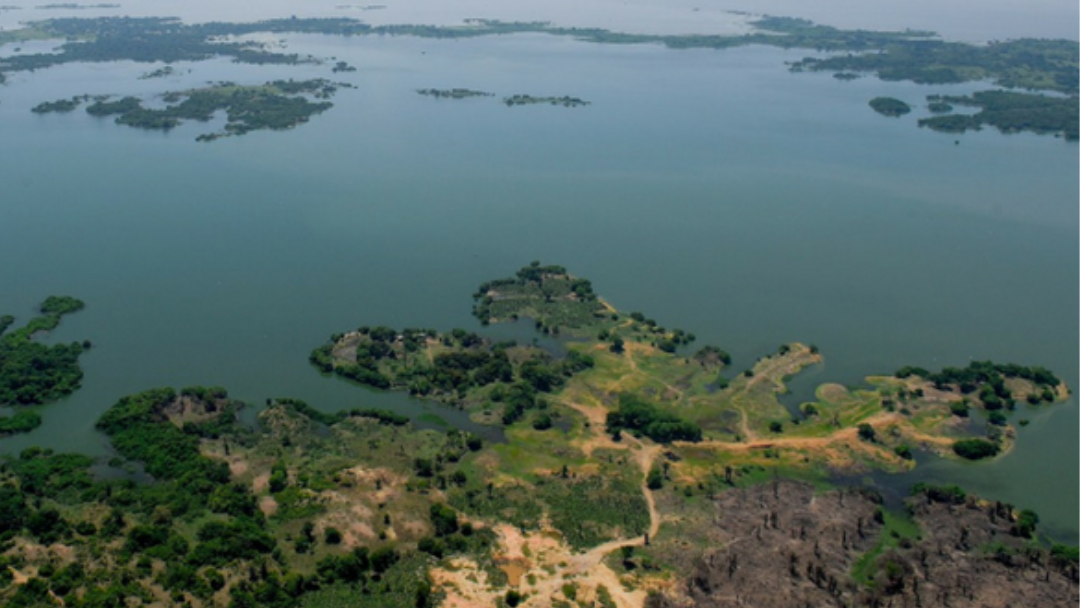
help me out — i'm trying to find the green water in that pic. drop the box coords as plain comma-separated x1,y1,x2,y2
0,33,1076,541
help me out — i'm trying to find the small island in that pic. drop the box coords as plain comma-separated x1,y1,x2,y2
416,88,493,100
503,94,590,108
138,65,175,79
30,95,91,114
869,96,912,117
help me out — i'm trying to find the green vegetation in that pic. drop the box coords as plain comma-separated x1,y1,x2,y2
74,80,338,141
0,385,486,608
0,296,87,406
310,321,594,426
912,482,967,504
953,438,1001,460
918,91,1079,140
896,359,1060,405
869,96,912,117
472,261,607,330
851,507,922,585
790,36,1078,94
0,410,43,436
606,394,702,443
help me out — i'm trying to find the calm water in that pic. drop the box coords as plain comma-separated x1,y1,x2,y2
0,22,1077,541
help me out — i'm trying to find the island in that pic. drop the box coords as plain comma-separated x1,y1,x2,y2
41,80,340,141
30,95,91,114
918,91,1079,141
0,296,88,436
0,268,1076,608
869,96,912,117
138,65,175,80
416,88,494,99
503,94,590,108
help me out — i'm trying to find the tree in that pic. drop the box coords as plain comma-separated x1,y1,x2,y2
646,468,663,490
953,438,1000,460
610,337,625,354
1014,509,1039,538
325,527,342,544
769,421,783,433
857,423,876,442
429,503,459,537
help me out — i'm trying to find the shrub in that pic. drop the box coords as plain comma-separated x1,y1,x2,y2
952,438,1000,460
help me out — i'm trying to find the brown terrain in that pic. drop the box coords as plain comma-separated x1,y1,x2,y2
648,481,1078,608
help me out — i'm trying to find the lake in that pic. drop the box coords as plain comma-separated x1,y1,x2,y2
0,11,1077,542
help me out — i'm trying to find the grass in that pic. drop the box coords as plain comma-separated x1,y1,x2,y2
850,508,922,586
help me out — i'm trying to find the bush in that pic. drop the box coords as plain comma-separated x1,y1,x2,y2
952,438,1000,460
912,483,966,504
325,527,342,544
949,401,970,417
606,394,702,444
857,423,876,442
646,468,663,490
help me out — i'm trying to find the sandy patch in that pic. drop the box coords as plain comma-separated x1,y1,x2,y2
252,472,270,493
228,459,249,477
259,495,278,517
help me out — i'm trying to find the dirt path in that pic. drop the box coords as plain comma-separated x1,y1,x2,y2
464,395,666,608
524,439,662,608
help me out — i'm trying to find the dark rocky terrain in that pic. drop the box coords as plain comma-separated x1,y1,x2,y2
649,481,1078,608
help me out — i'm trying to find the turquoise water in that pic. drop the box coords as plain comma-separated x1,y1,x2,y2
0,33,1077,540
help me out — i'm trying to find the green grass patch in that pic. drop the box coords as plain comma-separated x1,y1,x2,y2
851,508,921,586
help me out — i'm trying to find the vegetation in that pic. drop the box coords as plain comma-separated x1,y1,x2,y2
0,296,88,406
869,96,912,117
472,261,607,330
606,394,702,443
31,96,90,113
953,438,1002,460
73,80,339,141
0,410,43,436
918,91,1079,140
